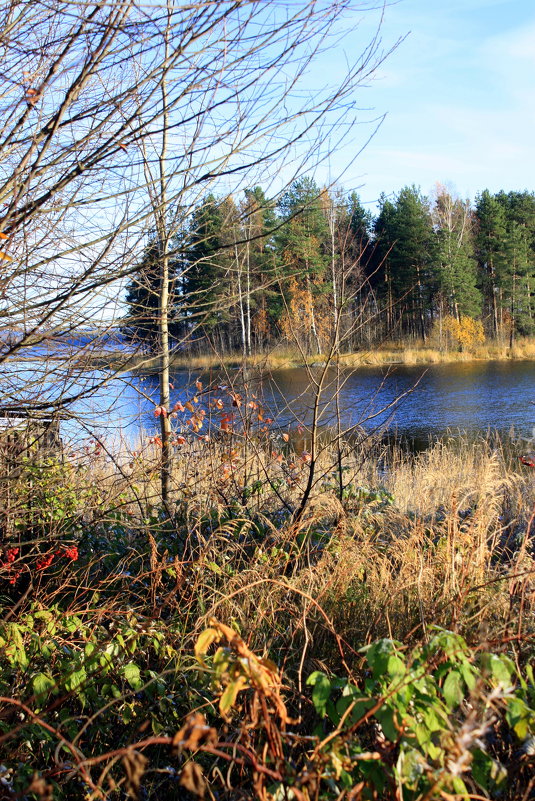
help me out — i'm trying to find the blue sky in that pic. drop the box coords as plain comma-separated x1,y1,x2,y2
319,0,535,209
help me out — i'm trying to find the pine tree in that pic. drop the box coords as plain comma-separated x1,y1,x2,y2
503,220,533,342
124,235,183,352
277,177,330,354
181,194,238,351
475,190,508,338
372,193,397,335
375,187,438,340
240,187,279,352
496,191,535,339
432,186,481,320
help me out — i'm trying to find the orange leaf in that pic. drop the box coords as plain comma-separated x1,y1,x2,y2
0,232,8,240
0,251,12,261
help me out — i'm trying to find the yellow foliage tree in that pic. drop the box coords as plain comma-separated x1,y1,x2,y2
443,315,485,350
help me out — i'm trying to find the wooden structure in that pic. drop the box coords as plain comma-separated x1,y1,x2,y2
0,410,63,470
0,410,64,540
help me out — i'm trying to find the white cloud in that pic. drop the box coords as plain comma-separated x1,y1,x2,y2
320,1,535,204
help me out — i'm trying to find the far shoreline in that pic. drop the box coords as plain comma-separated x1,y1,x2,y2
89,337,535,374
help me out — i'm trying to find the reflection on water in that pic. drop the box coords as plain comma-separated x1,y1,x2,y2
3,358,535,448
128,359,535,448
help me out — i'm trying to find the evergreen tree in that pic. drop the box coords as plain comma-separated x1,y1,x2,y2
475,190,508,337
277,177,330,353
332,191,374,348
503,220,533,341
181,194,239,350
496,191,535,339
432,186,481,320
240,187,279,351
375,187,438,340
124,235,183,352
349,191,373,248
372,193,397,335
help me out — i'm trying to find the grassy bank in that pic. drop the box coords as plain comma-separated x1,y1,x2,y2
0,429,534,799
95,337,535,374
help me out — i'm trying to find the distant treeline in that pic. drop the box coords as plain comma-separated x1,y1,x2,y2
125,180,535,354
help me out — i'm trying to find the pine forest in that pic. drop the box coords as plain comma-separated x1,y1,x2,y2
125,182,535,356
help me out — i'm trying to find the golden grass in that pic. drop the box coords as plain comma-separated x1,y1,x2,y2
177,336,535,371
340,336,535,368
4,427,533,653
118,431,532,653
91,335,535,374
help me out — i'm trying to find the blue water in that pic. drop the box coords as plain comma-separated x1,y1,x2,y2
3,359,535,448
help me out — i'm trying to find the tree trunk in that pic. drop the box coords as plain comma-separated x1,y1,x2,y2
157,6,172,509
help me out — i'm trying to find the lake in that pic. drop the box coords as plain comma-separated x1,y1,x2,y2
47,358,535,450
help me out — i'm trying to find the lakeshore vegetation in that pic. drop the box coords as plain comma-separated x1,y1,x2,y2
1,425,534,800
125,183,535,359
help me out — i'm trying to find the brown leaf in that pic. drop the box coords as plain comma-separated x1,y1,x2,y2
27,774,53,801
121,749,148,800
179,762,206,798
172,713,217,752
25,87,41,105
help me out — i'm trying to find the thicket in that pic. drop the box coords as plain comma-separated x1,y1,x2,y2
125,184,535,356
1,386,534,800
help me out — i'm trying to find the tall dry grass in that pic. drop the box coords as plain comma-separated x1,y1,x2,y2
1,427,534,800
99,336,535,373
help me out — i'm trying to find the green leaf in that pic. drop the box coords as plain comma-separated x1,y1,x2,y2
307,672,332,718
458,661,477,691
472,749,507,793
396,746,425,790
84,642,97,658
486,654,514,688
123,662,142,690
451,776,469,798
375,705,398,742
64,668,87,694
219,677,246,714
386,654,406,678
421,705,445,733
505,696,530,739
427,742,443,761
194,627,220,662
364,639,402,680
442,670,463,709
32,672,56,699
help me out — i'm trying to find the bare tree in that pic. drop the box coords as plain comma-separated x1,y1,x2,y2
0,0,394,502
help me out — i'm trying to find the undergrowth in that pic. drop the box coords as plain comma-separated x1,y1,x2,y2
0,413,534,800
